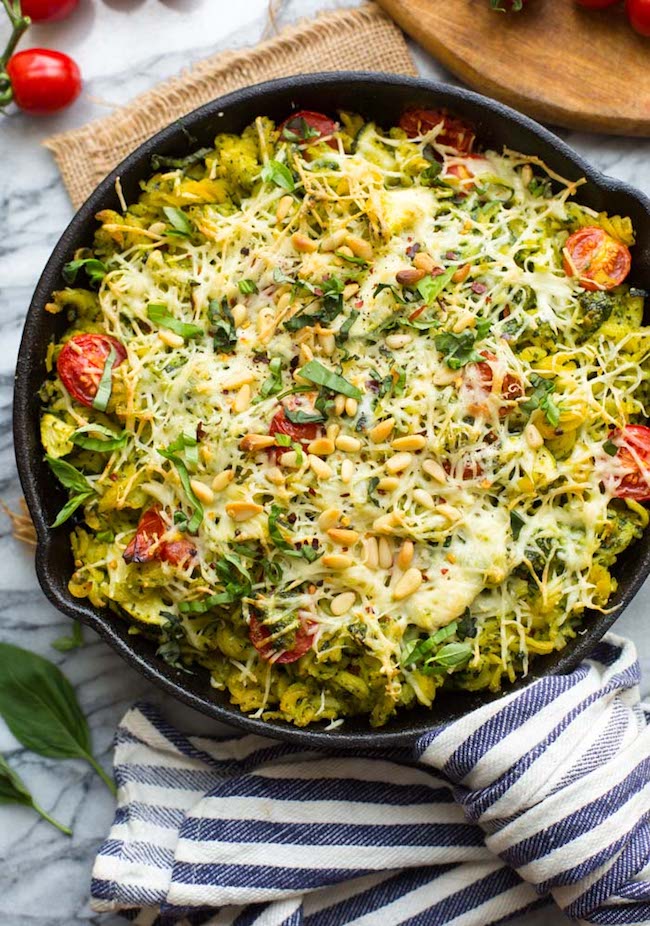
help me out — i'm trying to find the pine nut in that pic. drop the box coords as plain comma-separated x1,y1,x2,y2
433,367,460,386
309,455,333,479
363,536,379,569
413,252,436,273
423,459,447,483
234,383,251,413
308,437,335,456
266,466,285,485
321,228,348,252
341,459,354,484
344,397,358,417
378,536,393,569
330,591,356,616
212,469,234,492
231,304,248,327
452,263,471,284
524,422,544,449
334,394,346,416
276,194,293,223
377,477,400,492
343,282,360,300
336,435,362,453
223,371,255,390
189,479,214,505
273,284,291,303
395,267,425,285
397,540,414,571
393,567,423,601
328,528,360,545
337,245,354,259
299,342,314,365
413,488,436,510
386,452,413,473
391,435,426,452
344,235,373,260
435,503,461,523
318,508,341,530
452,313,476,334
326,423,340,442
369,418,395,443
373,511,402,533
277,291,292,314
292,232,318,253
257,307,274,336
240,433,276,452
319,332,335,356
158,330,185,349
385,334,412,350
322,553,353,570
226,501,263,521
279,450,301,468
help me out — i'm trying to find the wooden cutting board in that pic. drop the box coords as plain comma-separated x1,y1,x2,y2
374,0,650,136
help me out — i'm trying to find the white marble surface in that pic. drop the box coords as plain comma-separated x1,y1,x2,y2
1,1,649,923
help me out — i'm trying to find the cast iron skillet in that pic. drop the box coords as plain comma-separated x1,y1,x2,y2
14,72,650,749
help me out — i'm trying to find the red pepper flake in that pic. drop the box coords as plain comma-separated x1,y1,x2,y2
472,282,487,295
445,250,458,260
441,567,449,575
355,300,364,308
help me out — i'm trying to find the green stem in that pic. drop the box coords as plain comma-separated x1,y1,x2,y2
86,754,118,796
0,0,30,72
31,800,73,837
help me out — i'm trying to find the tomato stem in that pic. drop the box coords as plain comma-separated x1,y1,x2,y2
0,0,30,107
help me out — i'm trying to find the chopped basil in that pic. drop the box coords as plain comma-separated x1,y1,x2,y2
209,298,237,353
162,206,193,237
147,303,203,340
510,510,525,540
336,310,360,346
274,433,292,447
417,267,455,305
603,439,619,457
261,160,295,192
281,117,320,144
335,250,369,267
268,505,321,562
259,357,284,399
62,258,107,287
151,147,212,171
167,432,199,468
434,331,484,370
238,279,258,295
522,374,561,428
284,407,326,425
91,346,118,412
72,423,127,452
159,440,203,532
373,283,408,305
298,359,362,399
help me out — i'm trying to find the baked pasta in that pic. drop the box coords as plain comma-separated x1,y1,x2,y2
40,107,650,727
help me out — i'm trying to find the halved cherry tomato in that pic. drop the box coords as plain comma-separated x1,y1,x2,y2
626,0,650,36
399,109,475,153
563,226,631,291
279,110,338,149
123,506,197,566
249,612,316,664
609,425,650,502
466,351,523,417
57,333,126,408
7,49,81,114
21,0,79,21
269,394,323,454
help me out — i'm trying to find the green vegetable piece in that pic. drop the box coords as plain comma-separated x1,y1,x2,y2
91,346,118,413
62,258,107,287
261,159,295,192
0,753,71,836
603,439,619,457
417,267,455,305
209,298,237,353
238,279,258,295
522,374,561,428
51,622,84,653
336,310,360,345
298,359,362,399
428,641,473,669
434,330,484,370
147,304,203,340
0,644,116,795
259,357,284,399
162,206,193,236
50,493,93,529
151,147,212,172
159,446,203,533
72,423,127,453
46,456,94,528
284,407,325,425
510,510,526,540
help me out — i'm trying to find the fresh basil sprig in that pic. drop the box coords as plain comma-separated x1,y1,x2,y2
298,359,362,399
46,456,95,528
147,303,204,340
402,621,473,675
0,753,71,836
0,644,116,795
261,159,295,192
51,622,85,653
62,258,107,287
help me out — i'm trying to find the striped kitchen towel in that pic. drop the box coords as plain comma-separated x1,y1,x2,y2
91,633,650,925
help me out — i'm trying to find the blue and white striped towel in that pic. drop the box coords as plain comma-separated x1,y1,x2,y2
91,633,650,926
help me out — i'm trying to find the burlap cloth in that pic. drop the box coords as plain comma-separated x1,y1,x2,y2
45,4,416,209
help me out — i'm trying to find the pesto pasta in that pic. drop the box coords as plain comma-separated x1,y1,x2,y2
40,108,650,728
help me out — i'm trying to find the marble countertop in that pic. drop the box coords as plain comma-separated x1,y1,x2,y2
1,2,649,923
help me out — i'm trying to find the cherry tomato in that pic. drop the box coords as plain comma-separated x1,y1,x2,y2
399,109,475,153
7,49,81,114
269,394,323,453
626,0,650,35
279,110,338,149
249,612,316,664
57,333,126,408
466,351,523,417
20,0,79,21
609,425,650,501
563,226,631,291
123,506,197,566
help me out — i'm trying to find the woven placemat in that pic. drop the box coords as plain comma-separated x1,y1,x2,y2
45,3,416,209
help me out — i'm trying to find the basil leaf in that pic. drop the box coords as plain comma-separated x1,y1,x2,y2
167,432,199,468
435,331,484,370
417,267,455,305
209,298,237,353
373,283,408,305
162,206,193,236
336,310,359,345
151,146,212,171
0,644,116,795
402,621,459,667
238,279,258,295
0,753,71,836
46,456,93,494
72,424,127,452
159,448,203,532
298,359,362,399
147,303,203,340
335,250,369,267
510,510,525,540
261,160,295,192
284,407,326,425
51,622,84,653
92,346,117,412
268,504,294,552
281,116,320,144
274,433,292,447
427,641,473,670
259,358,284,399
522,374,561,427
50,491,93,528
603,439,618,457
62,258,107,287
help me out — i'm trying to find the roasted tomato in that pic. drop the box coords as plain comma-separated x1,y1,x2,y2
249,612,316,664
466,351,523,417
399,109,475,153
609,425,650,502
123,506,197,566
57,333,126,408
563,226,631,291
279,110,338,149
269,393,323,453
